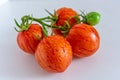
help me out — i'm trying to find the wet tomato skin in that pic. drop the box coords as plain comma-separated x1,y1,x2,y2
66,23,100,57
17,24,43,54
35,35,72,72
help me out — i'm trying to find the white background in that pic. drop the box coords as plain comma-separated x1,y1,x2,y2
0,0,120,80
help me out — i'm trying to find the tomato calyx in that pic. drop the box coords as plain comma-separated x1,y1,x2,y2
44,9,70,32
14,15,32,32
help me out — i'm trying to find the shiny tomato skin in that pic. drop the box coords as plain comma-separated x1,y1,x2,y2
35,35,72,72
66,23,100,57
17,24,43,54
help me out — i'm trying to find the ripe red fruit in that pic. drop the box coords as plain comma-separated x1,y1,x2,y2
35,35,72,72
17,24,43,54
66,23,100,57
53,7,79,35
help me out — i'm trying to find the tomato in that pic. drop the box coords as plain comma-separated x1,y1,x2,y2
56,7,79,26
86,12,101,26
17,24,43,54
53,7,79,35
35,35,72,72
66,23,100,57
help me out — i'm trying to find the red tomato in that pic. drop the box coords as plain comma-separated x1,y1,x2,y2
66,23,100,57
53,7,79,35
17,24,43,54
35,35,72,72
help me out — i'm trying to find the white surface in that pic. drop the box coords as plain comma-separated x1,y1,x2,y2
0,0,8,7
0,0,120,80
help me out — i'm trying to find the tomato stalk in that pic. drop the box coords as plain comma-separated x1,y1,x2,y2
15,9,77,37
15,15,70,37
21,15,72,37
24,16,67,30
61,21,71,37
14,15,48,37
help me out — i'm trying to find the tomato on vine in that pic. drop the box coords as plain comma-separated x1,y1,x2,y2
80,11,101,26
86,12,101,26
66,23,100,57
14,17,44,54
35,35,72,72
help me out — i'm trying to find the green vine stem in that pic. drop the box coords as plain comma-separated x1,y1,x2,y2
22,15,67,31
15,12,79,37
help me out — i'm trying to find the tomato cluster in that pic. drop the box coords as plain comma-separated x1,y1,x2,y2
15,7,101,72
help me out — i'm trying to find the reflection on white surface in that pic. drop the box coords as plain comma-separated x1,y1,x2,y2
0,0,8,7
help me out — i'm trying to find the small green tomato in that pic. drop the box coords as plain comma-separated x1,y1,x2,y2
86,12,101,26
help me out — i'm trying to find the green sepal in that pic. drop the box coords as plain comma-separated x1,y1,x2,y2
14,19,21,28
45,9,54,17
